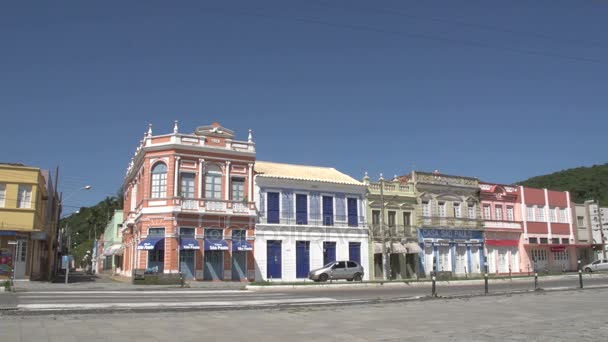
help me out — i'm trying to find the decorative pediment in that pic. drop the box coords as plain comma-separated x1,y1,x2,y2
195,122,235,138
436,194,463,202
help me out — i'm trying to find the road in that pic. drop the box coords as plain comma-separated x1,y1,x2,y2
5,273,608,314
2,287,608,341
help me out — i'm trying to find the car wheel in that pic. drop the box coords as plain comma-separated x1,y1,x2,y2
585,267,592,273
318,273,328,282
353,273,362,282
346,278,353,281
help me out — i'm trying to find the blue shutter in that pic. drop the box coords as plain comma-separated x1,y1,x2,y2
349,242,361,263
336,194,346,223
322,196,334,226
310,192,321,223
347,198,358,227
296,194,308,225
267,192,280,224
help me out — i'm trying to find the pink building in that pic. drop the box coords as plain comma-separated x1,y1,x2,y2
519,186,577,273
480,183,522,274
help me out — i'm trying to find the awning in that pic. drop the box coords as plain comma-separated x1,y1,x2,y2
486,239,519,247
405,242,422,254
104,244,124,256
232,239,253,251
391,242,408,254
204,238,229,251
137,237,165,250
180,238,200,250
373,242,384,254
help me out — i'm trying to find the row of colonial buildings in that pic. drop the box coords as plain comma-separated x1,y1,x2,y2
91,121,607,282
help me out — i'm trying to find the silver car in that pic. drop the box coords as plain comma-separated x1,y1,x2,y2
308,260,364,282
583,259,608,272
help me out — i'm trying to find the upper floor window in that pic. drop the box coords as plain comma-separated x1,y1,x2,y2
267,192,280,224
205,165,222,199
483,204,491,220
495,205,503,221
180,173,196,198
148,227,165,236
151,163,167,199
0,183,5,207
347,197,358,227
453,203,462,218
506,206,514,221
549,208,557,223
537,206,545,222
468,203,476,219
387,211,396,227
526,206,535,221
438,202,446,217
372,210,380,225
560,208,569,223
231,178,245,201
322,196,334,226
403,212,411,226
205,228,223,239
577,216,585,227
179,227,195,238
232,229,246,240
17,184,32,208
422,201,431,217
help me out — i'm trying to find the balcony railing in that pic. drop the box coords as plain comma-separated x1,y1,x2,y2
367,182,415,195
258,214,366,228
483,220,522,230
419,216,483,228
174,197,256,216
369,224,416,238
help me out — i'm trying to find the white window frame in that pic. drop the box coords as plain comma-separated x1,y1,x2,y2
483,205,491,220
561,208,569,223
495,205,503,221
0,183,5,207
453,202,462,218
204,165,223,200
180,172,196,198
17,184,32,209
438,202,446,217
550,207,557,223
468,203,476,219
537,206,545,222
527,206,535,221
231,177,245,201
151,163,168,199
422,201,431,217
506,206,514,221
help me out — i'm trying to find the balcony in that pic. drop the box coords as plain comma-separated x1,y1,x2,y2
258,214,366,228
419,216,483,229
483,220,522,231
174,197,256,216
369,224,416,238
367,182,415,196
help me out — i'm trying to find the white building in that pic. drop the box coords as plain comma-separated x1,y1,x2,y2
254,161,369,282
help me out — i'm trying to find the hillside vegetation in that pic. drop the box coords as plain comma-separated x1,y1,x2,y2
518,163,608,206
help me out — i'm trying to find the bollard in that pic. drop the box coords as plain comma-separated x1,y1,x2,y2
484,273,489,295
534,272,539,290
431,275,437,297
579,269,583,289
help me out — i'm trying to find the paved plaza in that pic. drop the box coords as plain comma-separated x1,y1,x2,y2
2,287,608,341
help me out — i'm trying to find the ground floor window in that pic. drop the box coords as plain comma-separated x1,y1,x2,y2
148,250,164,273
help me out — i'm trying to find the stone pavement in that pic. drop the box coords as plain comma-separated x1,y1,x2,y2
2,287,608,341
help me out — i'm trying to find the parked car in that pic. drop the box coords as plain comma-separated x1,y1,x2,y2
308,260,364,282
583,259,608,272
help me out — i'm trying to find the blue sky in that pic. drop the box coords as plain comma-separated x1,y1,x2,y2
1,0,606,212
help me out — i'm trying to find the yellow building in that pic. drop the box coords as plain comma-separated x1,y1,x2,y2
0,163,59,280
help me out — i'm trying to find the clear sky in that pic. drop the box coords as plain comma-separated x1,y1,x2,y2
1,0,606,212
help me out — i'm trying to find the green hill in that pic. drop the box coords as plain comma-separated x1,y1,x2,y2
60,196,122,267
517,163,608,206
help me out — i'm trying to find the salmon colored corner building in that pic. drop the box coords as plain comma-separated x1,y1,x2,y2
120,121,256,281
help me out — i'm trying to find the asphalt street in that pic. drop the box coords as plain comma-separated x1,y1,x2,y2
3,273,607,314
2,287,608,341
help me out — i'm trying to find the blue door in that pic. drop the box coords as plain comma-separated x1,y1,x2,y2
232,251,247,280
349,242,361,263
322,196,334,226
179,250,195,279
323,241,336,265
296,241,310,278
296,194,308,225
204,251,223,280
267,192,280,224
347,198,358,227
267,240,282,279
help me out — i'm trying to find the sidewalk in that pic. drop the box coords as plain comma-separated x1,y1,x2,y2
11,272,248,292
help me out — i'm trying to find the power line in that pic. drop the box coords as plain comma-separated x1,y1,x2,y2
201,6,604,65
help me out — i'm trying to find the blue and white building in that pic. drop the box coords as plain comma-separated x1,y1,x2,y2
254,161,369,282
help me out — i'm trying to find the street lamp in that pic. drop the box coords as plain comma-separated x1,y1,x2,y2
60,185,92,284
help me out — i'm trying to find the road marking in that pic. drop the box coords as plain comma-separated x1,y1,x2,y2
18,297,337,311
18,290,251,295
19,293,288,299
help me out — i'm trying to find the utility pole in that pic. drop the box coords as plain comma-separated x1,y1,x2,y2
379,174,389,281
598,199,606,260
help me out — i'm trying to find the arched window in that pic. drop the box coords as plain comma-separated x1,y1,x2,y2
151,163,167,198
205,165,222,199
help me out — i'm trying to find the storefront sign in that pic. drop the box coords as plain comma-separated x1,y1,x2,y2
419,228,483,241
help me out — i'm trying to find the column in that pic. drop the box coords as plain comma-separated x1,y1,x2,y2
544,189,552,240
248,163,254,203
174,157,181,197
198,159,204,198
225,161,231,201
520,186,528,238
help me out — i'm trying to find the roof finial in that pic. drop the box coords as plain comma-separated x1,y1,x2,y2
173,120,179,134
147,123,153,137
248,129,253,143
393,174,398,181
379,173,384,181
